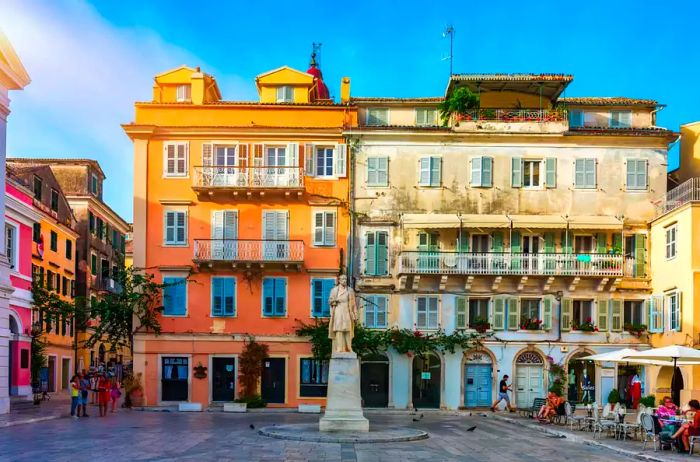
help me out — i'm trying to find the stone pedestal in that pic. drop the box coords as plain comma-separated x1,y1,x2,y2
319,352,369,432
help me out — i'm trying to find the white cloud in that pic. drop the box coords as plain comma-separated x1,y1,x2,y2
1,0,243,220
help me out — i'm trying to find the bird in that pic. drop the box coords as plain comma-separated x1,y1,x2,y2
466,426,477,432
468,412,472,416
413,407,418,413
249,424,255,430
412,418,421,422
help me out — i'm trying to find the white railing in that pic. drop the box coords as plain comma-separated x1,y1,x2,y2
194,239,304,263
398,252,631,277
456,109,567,123
193,166,304,189
655,177,700,216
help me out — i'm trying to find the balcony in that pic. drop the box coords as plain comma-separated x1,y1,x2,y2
398,252,633,277
192,166,304,196
654,177,700,217
92,276,123,293
193,239,304,270
452,109,568,134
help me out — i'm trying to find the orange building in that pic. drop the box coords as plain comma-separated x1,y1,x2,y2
123,57,355,407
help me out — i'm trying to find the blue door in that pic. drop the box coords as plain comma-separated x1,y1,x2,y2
464,365,492,407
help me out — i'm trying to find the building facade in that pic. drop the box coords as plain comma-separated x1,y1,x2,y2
124,61,355,407
0,29,31,413
348,75,678,409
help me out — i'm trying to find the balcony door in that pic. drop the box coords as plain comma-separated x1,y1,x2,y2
213,146,247,187
521,234,540,271
263,211,289,260
211,211,238,260
417,232,439,272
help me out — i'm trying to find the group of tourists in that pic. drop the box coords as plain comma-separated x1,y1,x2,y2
70,369,121,419
656,396,700,453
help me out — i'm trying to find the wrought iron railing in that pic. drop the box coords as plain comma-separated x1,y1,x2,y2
194,239,304,262
92,276,123,293
455,109,567,123
655,177,700,216
398,251,633,277
193,166,305,189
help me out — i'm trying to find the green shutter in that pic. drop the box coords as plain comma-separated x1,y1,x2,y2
596,297,608,331
543,296,553,330
365,232,376,275
376,232,388,276
562,231,572,254
492,232,503,252
482,157,493,187
561,298,572,331
596,233,607,254
545,158,557,188
634,234,646,277
507,297,520,331
511,157,522,188
611,299,623,332
649,295,664,333
456,297,468,329
544,232,555,271
458,230,469,252
612,233,622,254
511,231,521,270
492,297,505,330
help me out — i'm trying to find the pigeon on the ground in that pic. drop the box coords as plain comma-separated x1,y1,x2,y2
412,418,421,422
249,424,255,430
466,425,477,432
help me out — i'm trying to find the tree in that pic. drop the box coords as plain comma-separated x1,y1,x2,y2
438,86,480,124
83,266,166,353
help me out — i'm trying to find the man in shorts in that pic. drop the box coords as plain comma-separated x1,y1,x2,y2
491,374,515,412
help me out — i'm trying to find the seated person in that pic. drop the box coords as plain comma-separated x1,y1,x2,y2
537,391,565,421
672,399,700,453
657,396,679,427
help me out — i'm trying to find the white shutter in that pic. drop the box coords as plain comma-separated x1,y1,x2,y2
335,144,347,177
471,157,482,186
265,211,289,240
419,158,430,185
304,144,315,176
223,211,237,239
287,142,299,167
164,143,175,175
313,212,324,245
212,211,223,240
325,212,336,246
202,143,213,167
262,211,274,240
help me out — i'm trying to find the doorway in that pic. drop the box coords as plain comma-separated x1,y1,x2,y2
47,356,56,393
412,352,441,408
464,363,492,407
212,357,236,402
161,357,188,402
62,358,71,390
261,358,285,404
522,235,540,271
567,352,595,403
515,351,544,408
361,353,389,407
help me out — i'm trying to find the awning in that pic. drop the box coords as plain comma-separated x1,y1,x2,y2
567,215,623,230
509,215,567,229
401,214,461,229
458,214,511,228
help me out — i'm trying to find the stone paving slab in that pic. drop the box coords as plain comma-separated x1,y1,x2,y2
259,423,428,443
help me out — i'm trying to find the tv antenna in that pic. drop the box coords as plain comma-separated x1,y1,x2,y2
442,25,454,76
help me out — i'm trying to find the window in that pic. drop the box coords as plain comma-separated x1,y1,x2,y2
523,160,542,188
666,225,677,260
311,279,334,318
262,278,287,316
50,189,59,212
90,174,99,196
276,86,293,103
315,147,334,177
574,235,593,254
367,108,389,126
364,294,388,328
101,259,109,279
367,157,388,186
50,231,58,252
5,224,15,269
469,298,490,326
211,277,236,317
416,296,439,329
418,157,441,187
470,157,493,187
32,176,42,201
163,142,188,177
47,270,54,291
161,357,188,401
32,223,41,243
574,158,596,189
626,159,648,190
568,110,583,127
624,300,644,326
416,108,438,126
176,84,191,102
91,254,97,276
470,234,489,253
96,218,104,240
572,300,594,326
610,111,632,128
300,358,329,397
364,231,388,276
62,277,68,297
668,291,680,331
312,211,336,247
163,277,187,316
164,210,187,245
89,212,95,234
521,298,541,322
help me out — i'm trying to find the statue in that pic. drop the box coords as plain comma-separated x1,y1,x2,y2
328,275,357,353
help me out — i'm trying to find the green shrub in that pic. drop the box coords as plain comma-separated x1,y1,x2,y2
607,388,620,404
548,379,564,397
234,394,267,409
639,395,656,408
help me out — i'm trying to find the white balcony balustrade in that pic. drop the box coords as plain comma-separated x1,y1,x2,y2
194,239,304,263
193,166,305,189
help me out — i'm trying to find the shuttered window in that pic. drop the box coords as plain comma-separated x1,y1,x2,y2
311,279,334,318
163,277,187,316
649,295,664,333
364,295,388,328
545,158,557,188
568,110,583,127
470,156,493,187
666,225,677,260
574,158,596,189
164,142,189,177
416,296,439,329
211,277,236,317
455,297,468,330
367,157,389,186
418,157,441,186
364,231,389,276
313,211,336,247
626,159,648,190
668,291,681,331
262,278,287,316
367,108,389,126
164,211,187,245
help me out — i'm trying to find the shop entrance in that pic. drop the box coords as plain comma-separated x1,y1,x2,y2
412,352,441,408
567,352,595,404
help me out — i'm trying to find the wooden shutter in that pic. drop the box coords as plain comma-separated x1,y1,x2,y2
492,297,504,330
511,157,522,187
492,231,503,252
262,278,274,316
574,159,585,187
325,212,336,246
212,211,223,240
544,233,555,253
287,142,299,167
335,144,347,177
610,299,623,332
304,144,315,176
212,278,223,316
177,142,188,175
378,157,388,185
634,234,646,277
596,233,607,254
482,156,493,187
223,211,237,240
507,297,520,330
202,143,213,167
562,231,572,254
376,295,387,327
650,295,664,332
175,279,187,315
225,278,236,316
367,157,377,185
545,158,556,188
470,157,482,187
253,144,264,167
612,233,622,253
313,212,324,246
510,231,521,253
274,278,286,316
561,298,572,331
365,232,376,275
311,280,323,317
543,296,553,330
568,110,583,127
597,297,609,331
376,231,388,276
431,157,441,186
455,296,468,329
419,158,430,185
625,159,635,189
164,143,175,175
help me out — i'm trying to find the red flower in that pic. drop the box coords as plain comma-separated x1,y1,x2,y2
414,330,422,338
406,352,413,358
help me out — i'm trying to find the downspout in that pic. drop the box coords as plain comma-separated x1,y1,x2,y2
650,104,666,128
348,136,355,283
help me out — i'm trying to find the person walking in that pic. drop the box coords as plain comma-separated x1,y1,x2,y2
90,371,98,405
491,374,515,412
70,375,80,419
110,376,121,413
79,370,90,417
97,373,110,417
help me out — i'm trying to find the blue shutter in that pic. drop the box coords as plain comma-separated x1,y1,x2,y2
212,278,223,316
163,277,174,314
568,110,583,127
312,279,323,317
224,278,236,316
321,280,333,317
262,278,274,316
173,278,186,315
274,278,287,316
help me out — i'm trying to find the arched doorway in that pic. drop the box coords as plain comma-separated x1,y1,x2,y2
463,350,493,408
361,353,389,407
567,352,595,404
658,366,685,406
515,351,544,408
412,352,441,408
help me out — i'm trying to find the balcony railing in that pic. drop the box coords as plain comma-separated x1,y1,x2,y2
455,109,567,123
655,177,700,217
193,166,304,189
92,276,123,293
194,239,304,263
398,252,632,277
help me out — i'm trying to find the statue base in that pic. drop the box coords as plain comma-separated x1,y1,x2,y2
319,352,369,432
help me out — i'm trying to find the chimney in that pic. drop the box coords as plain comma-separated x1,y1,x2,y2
340,77,351,104
191,70,205,105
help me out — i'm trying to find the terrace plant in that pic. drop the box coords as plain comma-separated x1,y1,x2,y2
572,318,598,332
438,87,479,124
520,318,543,331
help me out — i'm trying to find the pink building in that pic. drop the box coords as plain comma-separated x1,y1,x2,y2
5,169,39,399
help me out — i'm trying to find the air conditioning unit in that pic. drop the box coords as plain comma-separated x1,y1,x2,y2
560,346,569,353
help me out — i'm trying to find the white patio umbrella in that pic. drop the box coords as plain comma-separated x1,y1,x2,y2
582,348,674,366
622,346,700,399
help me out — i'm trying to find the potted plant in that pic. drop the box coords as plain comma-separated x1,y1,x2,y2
469,317,491,333
625,323,648,337
520,318,543,331
608,388,620,405
124,372,144,408
572,318,599,332
231,337,270,412
439,87,479,125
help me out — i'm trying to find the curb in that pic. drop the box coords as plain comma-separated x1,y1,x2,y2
0,414,62,428
492,414,667,462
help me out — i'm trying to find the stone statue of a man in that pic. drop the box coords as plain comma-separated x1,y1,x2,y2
328,275,358,353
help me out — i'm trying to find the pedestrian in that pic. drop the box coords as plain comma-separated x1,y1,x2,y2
70,374,80,419
97,373,110,417
79,370,90,417
90,371,98,405
110,376,121,413
491,374,516,412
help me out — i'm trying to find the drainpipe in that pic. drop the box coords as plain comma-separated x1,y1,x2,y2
348,138,356,284
650,104,666,128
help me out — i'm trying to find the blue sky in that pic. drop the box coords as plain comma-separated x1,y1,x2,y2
4,0,699,220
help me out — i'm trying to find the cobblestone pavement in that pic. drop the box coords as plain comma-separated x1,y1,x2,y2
0,410,639,461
